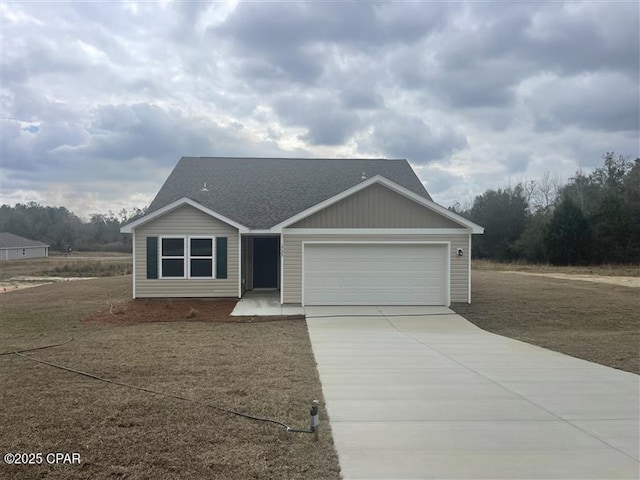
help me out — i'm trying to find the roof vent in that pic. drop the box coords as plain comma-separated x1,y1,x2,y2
361,171,367,180
201,182,209,192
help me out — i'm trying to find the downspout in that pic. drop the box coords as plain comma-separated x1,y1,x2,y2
468,234,472,304
280,233,284,305
132,230,136,299
238,234,242,298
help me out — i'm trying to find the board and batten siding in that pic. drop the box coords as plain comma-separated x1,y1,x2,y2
134,205,239,298
290,183,461,229
282,232,470,304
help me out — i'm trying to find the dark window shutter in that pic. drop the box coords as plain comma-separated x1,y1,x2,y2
216,237,227,279
146,237,158,279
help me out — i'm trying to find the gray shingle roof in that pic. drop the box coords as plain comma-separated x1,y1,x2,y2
0,232,49,248
147,157,432,230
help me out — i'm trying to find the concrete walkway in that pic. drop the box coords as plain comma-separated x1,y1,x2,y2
305,306,639,479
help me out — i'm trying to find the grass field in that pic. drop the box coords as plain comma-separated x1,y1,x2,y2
452,269,639,374
2,257,637,478
0,253,132,281
473,259,640,277
0,277,340,480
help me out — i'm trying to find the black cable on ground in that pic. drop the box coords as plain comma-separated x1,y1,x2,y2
0,338,74,356
13,351,313,434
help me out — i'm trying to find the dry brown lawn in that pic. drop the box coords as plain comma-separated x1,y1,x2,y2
452,269,640,374
473,259,640,277
0,254,132,281
0,277,340,480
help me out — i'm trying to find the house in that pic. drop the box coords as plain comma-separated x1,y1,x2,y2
120,157,483,306
0,232,50,260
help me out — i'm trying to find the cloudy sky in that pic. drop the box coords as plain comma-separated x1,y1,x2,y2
2,1,638,218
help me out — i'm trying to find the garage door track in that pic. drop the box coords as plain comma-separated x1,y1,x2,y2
306,306,639,479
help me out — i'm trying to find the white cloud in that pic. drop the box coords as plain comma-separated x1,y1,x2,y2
1,1,638,215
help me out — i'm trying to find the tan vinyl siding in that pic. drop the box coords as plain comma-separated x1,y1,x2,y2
282,233,470,304
135,205,239,298
290,183,462,229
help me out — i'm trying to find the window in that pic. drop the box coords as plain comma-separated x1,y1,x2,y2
160,237,185,278
189,237,214,278
22,249,26,256
159,236,215,279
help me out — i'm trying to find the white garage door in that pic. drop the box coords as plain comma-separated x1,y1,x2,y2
303,243,448,306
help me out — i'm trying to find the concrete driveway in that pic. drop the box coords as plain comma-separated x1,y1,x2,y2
305,306,639,479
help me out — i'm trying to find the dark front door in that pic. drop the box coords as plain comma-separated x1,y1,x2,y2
253,237,279,289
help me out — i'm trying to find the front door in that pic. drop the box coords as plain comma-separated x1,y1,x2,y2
252,237,279,289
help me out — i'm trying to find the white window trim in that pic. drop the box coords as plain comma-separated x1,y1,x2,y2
188,236,216,279
158,235,217,280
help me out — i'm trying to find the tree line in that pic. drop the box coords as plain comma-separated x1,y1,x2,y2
453,153,640,265
2,152,638,263
0,204,145,252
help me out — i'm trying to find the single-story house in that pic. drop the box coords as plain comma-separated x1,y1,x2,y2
121,157,483,306
0,232,50,260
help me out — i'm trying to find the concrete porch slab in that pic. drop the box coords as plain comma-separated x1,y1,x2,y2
230,291,304,316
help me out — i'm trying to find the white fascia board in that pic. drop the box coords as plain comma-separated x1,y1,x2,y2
242,230,279,235
120,197,249,233
284,228,471,235
302,240,451,245
271,175,484,234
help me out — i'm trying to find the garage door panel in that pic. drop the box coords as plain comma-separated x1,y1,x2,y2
303,244,448,306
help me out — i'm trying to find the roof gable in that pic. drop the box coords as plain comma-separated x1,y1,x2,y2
0,232,49,248
144,157,431,230
120,197,248,233
289,182,463,229
274,176,483,233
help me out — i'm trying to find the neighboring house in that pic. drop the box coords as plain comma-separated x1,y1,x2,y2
0,232,50,260
121,157,483,306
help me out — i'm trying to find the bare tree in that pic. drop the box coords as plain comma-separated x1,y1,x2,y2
533,171,561,212
521,179,537,209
